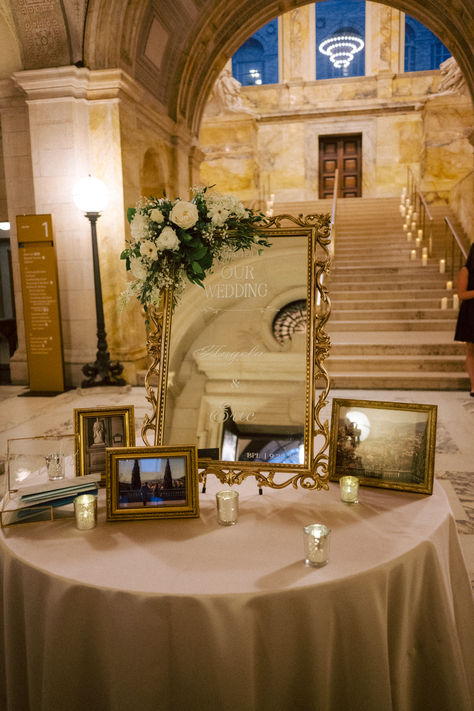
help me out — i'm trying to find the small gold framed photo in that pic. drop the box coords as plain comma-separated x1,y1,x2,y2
328,398,437,495
105,446,200,521
74,406,135,484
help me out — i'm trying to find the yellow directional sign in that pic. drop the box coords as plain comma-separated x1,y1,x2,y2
17,214,65,392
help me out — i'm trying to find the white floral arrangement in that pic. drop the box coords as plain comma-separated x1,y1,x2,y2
121,187,270,309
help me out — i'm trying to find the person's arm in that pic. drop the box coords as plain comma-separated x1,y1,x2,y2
457,266,474,301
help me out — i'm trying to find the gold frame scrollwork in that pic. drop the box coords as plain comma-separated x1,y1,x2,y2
141,213,332,490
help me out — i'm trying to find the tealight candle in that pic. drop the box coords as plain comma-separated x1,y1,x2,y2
303,523,330,567
453,294,459,309
446,280,453,291
74,494,97,530
216,490,239,526
439,259,446,274
441,296,448,310
339,475,359,503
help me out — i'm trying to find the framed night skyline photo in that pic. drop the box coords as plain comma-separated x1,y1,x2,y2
106,446,199,520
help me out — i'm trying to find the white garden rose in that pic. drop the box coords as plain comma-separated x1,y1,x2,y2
129,257,147,280
150,208,164,224
156,226,180,251
130,212,150,241
169,200,199,229
139,240,158,260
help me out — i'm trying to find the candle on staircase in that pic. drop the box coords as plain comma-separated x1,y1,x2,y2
441,297,448,310
446,280,453,290
452,294,459,309
439,259,446,274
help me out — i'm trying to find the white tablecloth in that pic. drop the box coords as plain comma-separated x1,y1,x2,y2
0,480,472,711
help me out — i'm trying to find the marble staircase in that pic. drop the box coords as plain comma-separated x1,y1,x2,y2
274,196,469,390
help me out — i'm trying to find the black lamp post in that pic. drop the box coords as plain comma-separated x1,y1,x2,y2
73,176,126,388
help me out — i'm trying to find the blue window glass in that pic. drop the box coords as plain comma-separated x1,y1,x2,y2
404,16,451,71
316,0,366,80
232,19,278,86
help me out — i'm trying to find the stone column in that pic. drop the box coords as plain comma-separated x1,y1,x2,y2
280,6,316,83
9,66,145,386
365,2,402,77
0,79,36,384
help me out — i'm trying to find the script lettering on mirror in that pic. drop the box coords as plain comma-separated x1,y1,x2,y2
165,235,308,467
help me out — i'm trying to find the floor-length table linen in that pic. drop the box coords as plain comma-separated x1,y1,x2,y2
0,480,472,711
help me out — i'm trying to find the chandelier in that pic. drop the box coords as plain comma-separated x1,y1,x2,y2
318,30,364,70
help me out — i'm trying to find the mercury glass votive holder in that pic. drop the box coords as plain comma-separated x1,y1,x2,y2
216,490,239,526
45,453,64,480
303,523,330,567
74,494,98,530
339,475,360,504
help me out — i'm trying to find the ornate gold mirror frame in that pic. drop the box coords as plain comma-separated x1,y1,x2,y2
141,213,332,490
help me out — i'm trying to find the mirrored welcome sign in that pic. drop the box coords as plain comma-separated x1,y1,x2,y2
160,214,332,490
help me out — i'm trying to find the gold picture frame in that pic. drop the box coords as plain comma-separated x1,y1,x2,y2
105,446,199,521
74,406,135,484
328,398,437,495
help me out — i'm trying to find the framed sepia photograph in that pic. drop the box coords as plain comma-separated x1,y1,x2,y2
106,446,200,521
328,399,437,495
74,406,135,484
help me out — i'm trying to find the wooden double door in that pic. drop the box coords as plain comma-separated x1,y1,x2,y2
319,134,362,198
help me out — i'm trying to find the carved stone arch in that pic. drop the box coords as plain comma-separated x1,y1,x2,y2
172,0,474,135
81,0,473,135
140,148,168,198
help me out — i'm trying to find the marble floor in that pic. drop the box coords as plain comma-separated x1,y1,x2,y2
0,384,472,589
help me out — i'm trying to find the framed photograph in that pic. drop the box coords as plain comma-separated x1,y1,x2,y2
328,399,437,494
106,446,200,521
74,406,135,484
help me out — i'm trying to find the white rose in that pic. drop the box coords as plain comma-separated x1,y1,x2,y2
156,226,180,251
130,212,150,241
150,208,164,224
169,200,199,229
140,240,158,260
129,257,147,280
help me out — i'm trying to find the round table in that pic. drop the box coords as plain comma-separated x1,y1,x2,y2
0,479,472,711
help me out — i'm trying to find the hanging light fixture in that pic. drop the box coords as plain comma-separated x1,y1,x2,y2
318,29,364,70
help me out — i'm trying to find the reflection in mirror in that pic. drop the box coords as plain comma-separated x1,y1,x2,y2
166,233,308,467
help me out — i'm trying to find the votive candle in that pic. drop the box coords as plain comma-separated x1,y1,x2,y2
74,494,97,530
216,490,239,526
303,523,330,567
446,280,453,291
339,475,360,503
